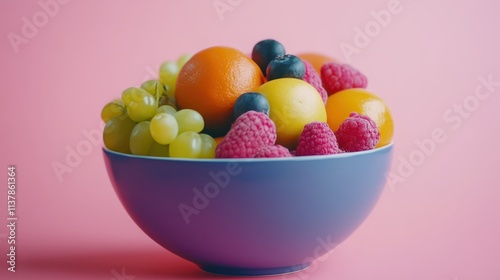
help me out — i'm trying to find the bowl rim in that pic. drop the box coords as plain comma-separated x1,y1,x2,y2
102,142,393,163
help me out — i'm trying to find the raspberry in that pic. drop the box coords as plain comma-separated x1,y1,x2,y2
302,60,328,104
215,111,277,158
335,112,380,152
296,122,340,156
321,62,367,95
253,145,292,158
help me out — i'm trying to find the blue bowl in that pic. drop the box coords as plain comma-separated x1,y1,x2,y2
103,143,393,276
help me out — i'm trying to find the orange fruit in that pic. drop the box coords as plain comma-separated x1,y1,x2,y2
175,46,264,136
257,78,327,149
297,52,337,74
325,88,394,148
214,136,224,147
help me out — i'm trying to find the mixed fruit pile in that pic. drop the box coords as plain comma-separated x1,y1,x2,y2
101,39,394,159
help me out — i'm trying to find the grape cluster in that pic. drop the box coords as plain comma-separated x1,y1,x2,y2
101,55,217,159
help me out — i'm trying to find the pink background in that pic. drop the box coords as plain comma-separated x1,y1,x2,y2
1,0,500,279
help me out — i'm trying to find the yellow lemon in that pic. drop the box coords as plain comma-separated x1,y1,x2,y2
257,78,327,149
325,88,394,148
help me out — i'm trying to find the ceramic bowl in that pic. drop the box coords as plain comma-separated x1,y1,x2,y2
102,143,393,276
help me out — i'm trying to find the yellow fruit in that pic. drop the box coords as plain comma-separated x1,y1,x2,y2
257,78,327,149
325,88,394,148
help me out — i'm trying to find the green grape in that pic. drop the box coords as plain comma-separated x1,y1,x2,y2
175,109,204,134
101,99,125,122
150,113,178,145
140,80,166,103
121,87,135,105
177,54,192,68
149,142,169,157
156,105,177,115
121,87,157,122
103,115,136,154
198,133,216,158
129,121,155,155
169,131,202,158
159,61,179,102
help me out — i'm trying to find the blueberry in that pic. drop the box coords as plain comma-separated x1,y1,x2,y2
266,54,305,81
252,39,286,77
233,92,270,120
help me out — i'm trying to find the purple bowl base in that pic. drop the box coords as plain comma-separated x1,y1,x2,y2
199,263,311,276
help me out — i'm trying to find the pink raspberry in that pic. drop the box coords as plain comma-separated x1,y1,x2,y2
296,122,340,156
215,111,277,158
335,112,380,152
321,62,367,95
253,145,292,158
302,60,328,104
